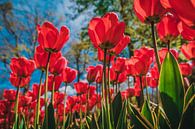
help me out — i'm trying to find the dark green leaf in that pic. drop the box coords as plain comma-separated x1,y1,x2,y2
159,52,184,128
112,92,122,128
179,84,195,129
127,103,154,129
116,101,127,129
43,103,55,129
141,100,154,126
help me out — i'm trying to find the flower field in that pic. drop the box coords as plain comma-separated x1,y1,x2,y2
0,0,194,129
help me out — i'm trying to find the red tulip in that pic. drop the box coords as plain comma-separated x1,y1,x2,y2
66,96,78,112
9,57,35,87
134,46,154,65
160,0,195,28
158,48,178,63
37,21,69,52
179,63,192,76
95,65,103,84
74,82,89,95
3,89,17,101
147,76,158,88
54,92,64,108
109,35,130,55
150,66,159,79
34,45,48,70
86,66,100,83
112,57,126,73
88,12,126,49
117,71,127,84
177,22,195,41
32,83,45,97
134,0,164,23
181,41,195,60
156,14,179,42
61,67,77,83
49,53,68,75
47,75,62,91
126,56,150,76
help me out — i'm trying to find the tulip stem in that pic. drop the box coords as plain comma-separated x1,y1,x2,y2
103,48,108,99
44,52,51,129
151,22,160,106
139,76,144,107
13,78,21,129
63,82,67,128
34,70,44,129
103,48,112,129
51,75,56,105
107,54,112,103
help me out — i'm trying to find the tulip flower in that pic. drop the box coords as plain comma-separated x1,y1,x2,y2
61,67,77,83
74,82,89,95
109,35,130,55
37,21,69,52
95,65,103,84
88,12,126,50
181,41,195,60
156,14,179,43
86,66,100,83
177,22,195,41
179,63,192,76
3,89,17,102
10,57,36,87
160,0,195,28
32,83,45,98
112,57,126,74
47,75,62,91
134,0,164,23
49,53,68,75
126,56,151,76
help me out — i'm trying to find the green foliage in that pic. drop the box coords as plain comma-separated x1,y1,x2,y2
159,52,184,128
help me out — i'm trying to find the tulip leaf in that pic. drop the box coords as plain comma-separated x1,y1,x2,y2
127,103,154,129
19,114,27,129
43,103,55,129
179,84,195,129
112,92,122,128
64,114,71,129
141,100,154,126
86,114,99,129
116,101,127,129
159,52,184,129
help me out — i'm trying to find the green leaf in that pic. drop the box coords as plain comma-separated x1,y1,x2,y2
19,115,27,129
64,114,71,129
116,101,127,129
141,100,154,126
159,52,184,128
127,103,154,129
112,92,122,128
43,103,55,129
179,84,195,129
86,114,99,129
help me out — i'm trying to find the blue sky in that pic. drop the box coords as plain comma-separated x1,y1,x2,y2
0,0,94,89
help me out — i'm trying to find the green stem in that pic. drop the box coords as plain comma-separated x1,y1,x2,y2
13,78,21,129
63,82,67,128
107,54,111,103
139,76,144,107
34,70,44,129
51,75,56,105
103,48,108,100
44,52,51,129
151,22,161,71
